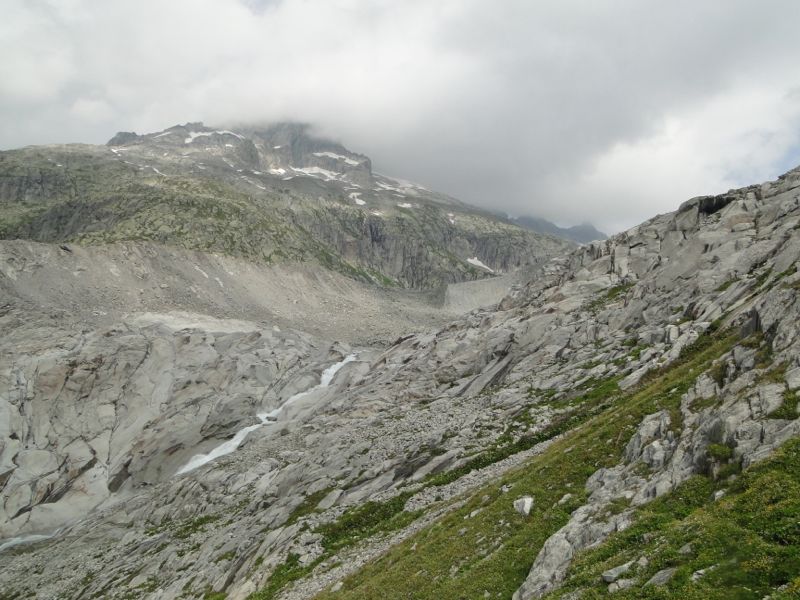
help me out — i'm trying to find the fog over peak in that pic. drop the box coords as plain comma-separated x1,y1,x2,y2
3,0,800,233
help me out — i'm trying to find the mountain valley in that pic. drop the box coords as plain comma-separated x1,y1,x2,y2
1,125,800,600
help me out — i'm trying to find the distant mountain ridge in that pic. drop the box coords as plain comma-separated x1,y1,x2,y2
0,121,572,288
511,214,607,244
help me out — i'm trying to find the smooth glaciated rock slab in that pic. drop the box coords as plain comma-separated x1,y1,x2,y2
645,567,677,586
602,560,633,583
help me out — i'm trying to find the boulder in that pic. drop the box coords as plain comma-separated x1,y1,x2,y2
514,496,534,517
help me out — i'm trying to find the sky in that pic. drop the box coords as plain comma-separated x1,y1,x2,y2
2,0,800,234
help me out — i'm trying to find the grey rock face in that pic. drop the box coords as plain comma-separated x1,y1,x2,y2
0,309,339,539
645,567,677,586
602,560,633,583
608,578,636,593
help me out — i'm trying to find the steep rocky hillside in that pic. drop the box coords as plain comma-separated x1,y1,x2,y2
0,123,570,288
1,158,800,600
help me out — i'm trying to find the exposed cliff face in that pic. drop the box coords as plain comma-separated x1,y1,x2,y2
0,123,570,288
1,154,799,600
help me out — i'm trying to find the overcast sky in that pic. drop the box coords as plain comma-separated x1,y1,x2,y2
3,0,800,233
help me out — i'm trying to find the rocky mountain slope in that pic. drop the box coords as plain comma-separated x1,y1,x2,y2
1,151,800,600
0,239,480,346
0,122,570,288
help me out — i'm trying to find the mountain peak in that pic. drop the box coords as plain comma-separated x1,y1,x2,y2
106,130,141,146
4,122,571,289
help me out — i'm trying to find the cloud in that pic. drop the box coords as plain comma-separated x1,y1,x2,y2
1,0,799,233
545,85,800,233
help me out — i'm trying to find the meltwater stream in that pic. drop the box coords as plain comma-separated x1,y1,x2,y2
0,359,357,553
176,354,357,475
0,532,58,554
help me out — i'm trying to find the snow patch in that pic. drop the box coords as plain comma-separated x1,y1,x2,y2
268,168,286,175
349,192,365,206
184,130,244,144
466,257,494,273
291,166,340,181
375,175,426,194
397,202,414,209
313,151,361,166
193,265,210,279
393,177,427,191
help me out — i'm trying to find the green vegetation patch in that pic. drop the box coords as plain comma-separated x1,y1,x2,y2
715,278,737,292
423,375,621,489
587,283,635,313
316,492,421,553
551,437,800,599
248,493,422,600
706,443,733,462
145,514,221,540
248,553,321,600
286,488,334,526
767,390,799,420
313,331,738,600
175,515,221,539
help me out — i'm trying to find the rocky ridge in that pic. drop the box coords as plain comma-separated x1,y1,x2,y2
0,122,570,288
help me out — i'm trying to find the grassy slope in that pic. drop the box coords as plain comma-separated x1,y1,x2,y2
255,330,739,600
549,436,800,599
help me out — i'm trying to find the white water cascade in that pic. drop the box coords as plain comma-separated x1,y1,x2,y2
176,354,357,475
0,531,59,554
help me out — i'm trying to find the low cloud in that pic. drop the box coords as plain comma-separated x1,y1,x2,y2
2,0,799,233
